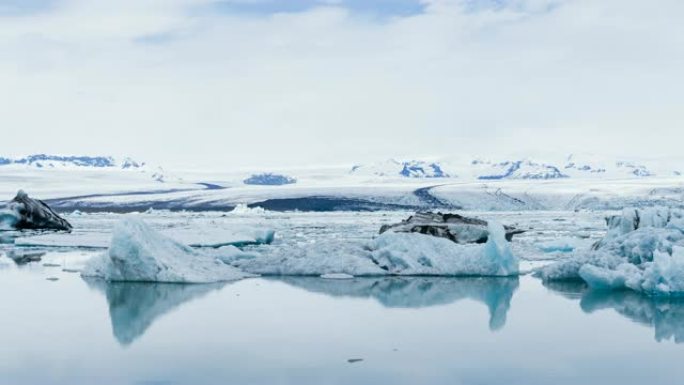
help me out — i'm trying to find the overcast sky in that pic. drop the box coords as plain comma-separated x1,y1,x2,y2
0,0,682,168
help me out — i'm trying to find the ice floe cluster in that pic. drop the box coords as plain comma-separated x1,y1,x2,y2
223,221,518,277
81,215,520,282
538,207,684,296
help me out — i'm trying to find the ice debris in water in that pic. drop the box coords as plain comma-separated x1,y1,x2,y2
538,207,684,296
230,204,266,215
81,218,251,283
225,222,519,277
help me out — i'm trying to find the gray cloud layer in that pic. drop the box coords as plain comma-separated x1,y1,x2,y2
1,0,682,167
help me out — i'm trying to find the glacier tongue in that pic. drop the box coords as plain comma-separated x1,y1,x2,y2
81,218,251,283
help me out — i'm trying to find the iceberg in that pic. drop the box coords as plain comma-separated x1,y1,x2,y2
226,222,519,277
81,218,251,283
538,207,684,296
579,247,684,295
368,222,518,276
379,212,524,244
0,190,72,231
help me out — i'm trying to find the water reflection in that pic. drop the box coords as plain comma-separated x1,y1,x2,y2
84,278,226,346
544,281,684,343
273,276,519,331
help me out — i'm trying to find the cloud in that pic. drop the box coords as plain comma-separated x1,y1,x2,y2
0,0,683,167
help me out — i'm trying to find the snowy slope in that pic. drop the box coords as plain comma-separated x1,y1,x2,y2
0,153,682,212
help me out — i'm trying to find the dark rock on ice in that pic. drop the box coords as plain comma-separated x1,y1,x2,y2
379,212,524,244
5,190,72,231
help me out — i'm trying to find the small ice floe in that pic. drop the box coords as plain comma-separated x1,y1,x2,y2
537,207,684,296
6,250,45,265
81,218,252,283
230,203,266,215
320,273,354,279
43,263,61,267
535,237,588,253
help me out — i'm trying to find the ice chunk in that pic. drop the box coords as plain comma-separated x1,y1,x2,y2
541,208,684,296
81,218,250,283
640,247,684,295
540,207,684,296
368,222,518,276
230,204,266,215
320,273,354,279
535,237,589,253
578,263,643,291
536,251,624,281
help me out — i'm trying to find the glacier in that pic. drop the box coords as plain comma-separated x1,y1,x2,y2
81,218,251,283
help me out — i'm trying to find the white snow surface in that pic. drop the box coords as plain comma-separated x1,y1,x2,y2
81,218,251,283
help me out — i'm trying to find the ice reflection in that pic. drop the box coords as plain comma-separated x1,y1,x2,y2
84,278,227,346
273,276,519,331
544,281,684,343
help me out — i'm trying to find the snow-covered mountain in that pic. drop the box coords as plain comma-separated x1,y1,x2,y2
472,160,567,180
0,154,145,169
349,154,681,181
350,159,451,178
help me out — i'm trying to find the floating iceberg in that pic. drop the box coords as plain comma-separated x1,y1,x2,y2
538,207,684,296
226,222,519,277
82,218,251,283
0,190,72,231
369,222,518,276
379,212,524,244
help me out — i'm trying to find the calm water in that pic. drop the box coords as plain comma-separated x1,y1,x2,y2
1,260,683,385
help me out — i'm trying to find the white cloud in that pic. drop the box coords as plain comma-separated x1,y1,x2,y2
0,0,682,168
